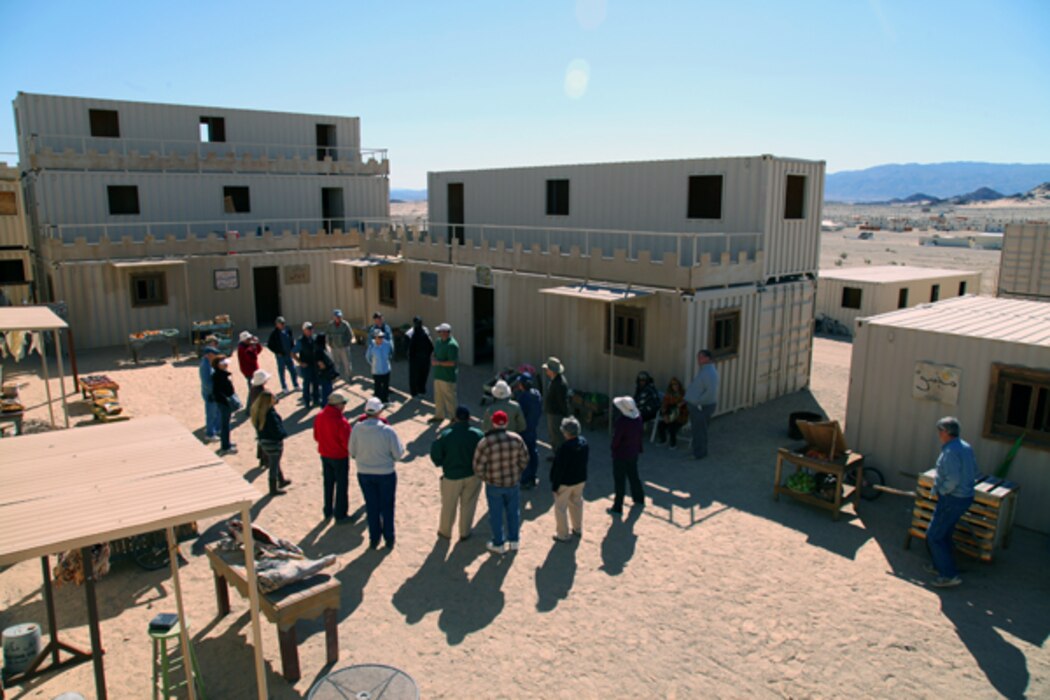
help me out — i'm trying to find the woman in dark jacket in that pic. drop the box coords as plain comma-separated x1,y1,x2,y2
634,371,661,423
250,389,290,495
609,395,645,515
550,416,588,542
314,333,338,407
210,355,238,455
406,316,434,397
656,377,689,447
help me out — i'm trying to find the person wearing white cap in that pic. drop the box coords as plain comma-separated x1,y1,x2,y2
236,330,262,398
429,323,459,424
293,322,323,409
210,354,238,455
327,309,354,384
609,396,645,515
482,380,526,433
350,397,405,549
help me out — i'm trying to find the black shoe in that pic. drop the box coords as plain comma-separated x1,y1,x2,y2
279,478,292,487
606,507,623,516
369,540,381,550
269,485,287,496
334,516,354,525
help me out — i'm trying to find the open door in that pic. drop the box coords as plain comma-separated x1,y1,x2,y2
473,285,494,364
253,267,281,327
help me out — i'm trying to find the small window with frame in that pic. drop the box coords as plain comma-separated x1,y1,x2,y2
709,308,741,359
985,363,1050,448
379,269,397,307
930,284,940,302
604,305,645,360
200,116,226,143
687,175,723,219
784,175,806,219
897,288,909,308
130,271,167,307
0,191,16,216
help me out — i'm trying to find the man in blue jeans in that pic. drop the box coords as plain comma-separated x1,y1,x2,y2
684,349,719,460
350,397,405,550
293,322,323,409
198,335,222,442
925,416,979,589
266,316,299,393
473,410,530,554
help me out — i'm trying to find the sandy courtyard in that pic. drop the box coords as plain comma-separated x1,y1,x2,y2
1,331,1047,700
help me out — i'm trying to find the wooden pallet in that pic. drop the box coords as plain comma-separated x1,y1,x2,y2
905,469,1019,562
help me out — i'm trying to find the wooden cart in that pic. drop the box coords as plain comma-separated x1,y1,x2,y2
773,420,864,521
905,469,1019,562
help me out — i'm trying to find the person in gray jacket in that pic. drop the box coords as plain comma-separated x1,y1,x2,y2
482,380,526,433
683,349,719,460
350,397,405,549
327,309,354,384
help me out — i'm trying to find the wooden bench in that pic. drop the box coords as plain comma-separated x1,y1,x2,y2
205,545,341,682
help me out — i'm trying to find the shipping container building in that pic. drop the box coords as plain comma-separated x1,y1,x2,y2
999,222,1050,300
0,163,33,303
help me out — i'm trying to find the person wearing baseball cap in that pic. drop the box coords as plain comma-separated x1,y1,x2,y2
236,329,263,399
370,312,393,346
266,316,299,394
472,409,529,554
292,322,323,409
350,397,405,550
512,372,543,489
430,405,485,541
430,323,459,424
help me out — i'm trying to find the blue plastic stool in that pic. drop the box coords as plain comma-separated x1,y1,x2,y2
150,619,206,699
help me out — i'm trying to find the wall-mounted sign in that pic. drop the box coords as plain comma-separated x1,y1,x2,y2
285,265,310,285
912,361,961,405
475,265,493,287
213,268,239,290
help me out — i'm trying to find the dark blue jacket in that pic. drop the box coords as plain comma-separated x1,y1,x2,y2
550,436,588,491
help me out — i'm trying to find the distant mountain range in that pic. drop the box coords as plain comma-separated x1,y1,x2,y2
824,162,1050,202
390,188,427,202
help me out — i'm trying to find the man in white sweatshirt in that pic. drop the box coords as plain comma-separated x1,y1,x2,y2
350,397,405,549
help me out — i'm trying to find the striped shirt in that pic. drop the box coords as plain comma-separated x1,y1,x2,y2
473,429,529,487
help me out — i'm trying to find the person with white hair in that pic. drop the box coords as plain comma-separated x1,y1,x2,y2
350,397,405,550
550,416,588,542
430,323,459,424
482,380,526,433
609,396,645,515
327,309,354,384
924,416,979,588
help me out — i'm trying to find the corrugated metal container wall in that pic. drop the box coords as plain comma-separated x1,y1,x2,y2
14,93,361,154
845,320,1050,533
0,169,29,248
52,249,358,348
683,286,762,414
389,262,470,352
759,156,824,280
31,171,387,231
816,272,982,332
752,280,815,404
999,223,1050,299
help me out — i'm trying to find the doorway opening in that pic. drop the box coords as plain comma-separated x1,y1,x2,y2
473,286,494,365
448,183,464,245
253,266,281,327
316,124,337,161
322,188,345,234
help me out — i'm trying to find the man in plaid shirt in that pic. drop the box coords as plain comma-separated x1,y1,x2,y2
473,410,529,554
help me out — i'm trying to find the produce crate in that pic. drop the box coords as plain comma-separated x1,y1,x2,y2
772,420,863,521
905,470,1019,562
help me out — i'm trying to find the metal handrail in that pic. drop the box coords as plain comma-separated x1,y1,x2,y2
28,133,386,163
47,217,394,242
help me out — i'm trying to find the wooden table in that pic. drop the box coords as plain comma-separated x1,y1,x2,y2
77,375,120,399
129,330,180,363
773,447,864,520
206,545,341,682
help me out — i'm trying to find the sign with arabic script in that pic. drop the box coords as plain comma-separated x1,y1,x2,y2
912,362,961,405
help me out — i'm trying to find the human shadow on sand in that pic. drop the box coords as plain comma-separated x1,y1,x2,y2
599,506,643,576
534,538,579,612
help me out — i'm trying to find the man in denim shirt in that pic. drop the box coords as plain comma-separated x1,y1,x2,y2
926,416,979,588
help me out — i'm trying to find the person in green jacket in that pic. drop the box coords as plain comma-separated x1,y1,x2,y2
482,380,526,433
430,405,484,541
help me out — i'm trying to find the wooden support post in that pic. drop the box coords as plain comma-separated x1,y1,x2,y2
166,526,197,700
213,571,231,617
81,546,107,700
278,626,300,681
324,609,339,665
240,505,269,700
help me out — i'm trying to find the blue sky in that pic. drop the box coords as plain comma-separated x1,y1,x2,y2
1,1,1047,188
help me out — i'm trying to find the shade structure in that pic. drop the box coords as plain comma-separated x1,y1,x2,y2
0,415,268,699
0,305,72,427
538,282,656,302
108,259,188,269
332,255,403,268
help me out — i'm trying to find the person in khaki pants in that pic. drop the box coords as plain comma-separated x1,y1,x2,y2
550,416,589,542
430,405,484,541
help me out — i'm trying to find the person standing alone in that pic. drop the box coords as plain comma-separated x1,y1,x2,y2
683,350,719,460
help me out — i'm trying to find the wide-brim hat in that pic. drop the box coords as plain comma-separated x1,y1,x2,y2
436,323,452,332
542,357,564,374
364,397,384,415
251,369,271,387
239,330,253,343
613,395,640,419
491,380,512,399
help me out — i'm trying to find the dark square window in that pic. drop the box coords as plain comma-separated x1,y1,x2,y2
897,288,909,308
709,308,740,359
223,186,251,214
200,116,226,142
420,271,438,297
930,284,940,302
604,305,645,360
0,259,26,284
89,109,120,138
784,175,806,219
842,287,863,309
546,179,569,216
958,281,967,295
107,186,140,215
0,191,16,216
130,272,166,307
379,270,397,307
687,175,723,219
985,363,1050,447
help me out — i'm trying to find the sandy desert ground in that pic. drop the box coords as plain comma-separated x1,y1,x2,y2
1,222,1048,699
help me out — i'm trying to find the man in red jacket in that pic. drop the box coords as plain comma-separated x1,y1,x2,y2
236,330,263,397
313,391,353,522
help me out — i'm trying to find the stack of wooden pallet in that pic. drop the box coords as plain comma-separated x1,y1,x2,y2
907,468,1020,562
79,376,129,423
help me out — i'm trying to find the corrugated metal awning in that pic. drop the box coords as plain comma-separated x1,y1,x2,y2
539,282,657,303
109,259,188,269
332,255,403,268
0,415,258,564
0,305,69,331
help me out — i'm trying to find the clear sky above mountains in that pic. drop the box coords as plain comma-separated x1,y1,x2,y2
1,0,1047,188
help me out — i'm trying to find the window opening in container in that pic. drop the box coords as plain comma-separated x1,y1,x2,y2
841,287,862,309
930,284,940,302
107,185,140,215
546,179,569,216
200,116,226,143
897,288,908,308
224,186,251,213
784,175,806,219
687,175,723,219
89,109,120,138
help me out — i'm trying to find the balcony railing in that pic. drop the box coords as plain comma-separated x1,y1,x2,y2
46,217,393,244
28,134,386,166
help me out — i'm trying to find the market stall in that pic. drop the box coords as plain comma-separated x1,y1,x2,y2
0,306,73,429
0,416,269,699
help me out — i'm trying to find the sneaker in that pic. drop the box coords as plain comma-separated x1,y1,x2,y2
923,563,940,576
459,533,472,542
930,576,962,589
204,435,219,443
507,541,520,551
486,541,505,554
218,446,238,456
552,535,572,543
